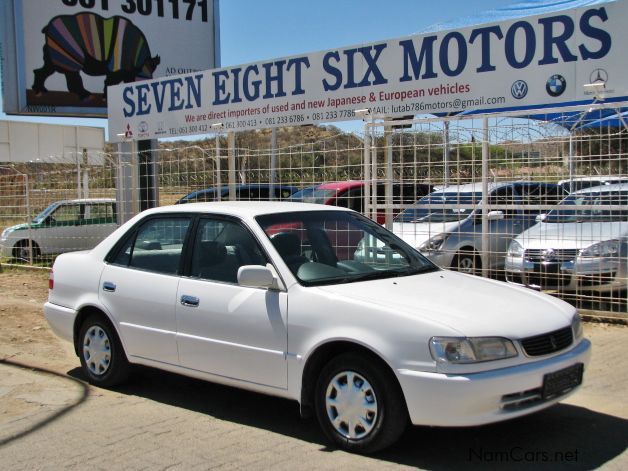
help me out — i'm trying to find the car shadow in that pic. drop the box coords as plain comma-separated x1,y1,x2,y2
68,365,628,469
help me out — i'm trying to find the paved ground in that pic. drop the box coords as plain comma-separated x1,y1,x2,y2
0,268,627,470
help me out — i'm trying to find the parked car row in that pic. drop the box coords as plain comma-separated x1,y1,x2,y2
2,180,627,297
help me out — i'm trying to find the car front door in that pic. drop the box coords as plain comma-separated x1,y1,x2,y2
175,217,288,389
99,216,192,365
40,202,86,254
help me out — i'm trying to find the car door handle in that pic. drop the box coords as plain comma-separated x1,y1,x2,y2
180,295,200,307
102,281,116,292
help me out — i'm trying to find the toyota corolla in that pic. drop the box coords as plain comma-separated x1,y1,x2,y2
44,202,591,453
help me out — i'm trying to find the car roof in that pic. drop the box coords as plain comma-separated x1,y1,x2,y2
315,180,365,191
52,198,115,204
572,182,628,194
141,201,352,218
558,176,628,184
433,181,545,195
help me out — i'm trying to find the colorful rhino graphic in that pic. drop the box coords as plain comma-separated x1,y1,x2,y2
33,13,160,100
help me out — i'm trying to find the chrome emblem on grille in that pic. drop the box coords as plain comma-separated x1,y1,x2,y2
549,335,558,350
541,248,556,262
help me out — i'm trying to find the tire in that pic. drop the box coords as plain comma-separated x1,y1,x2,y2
78,313,130,387
452,250,481,276
314,352,408,453
12,240,39,263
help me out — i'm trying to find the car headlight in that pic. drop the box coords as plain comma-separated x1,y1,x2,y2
507,240,524,258
419,234,448,252
580,239,620,258
429,337,518,364
572,313,583,340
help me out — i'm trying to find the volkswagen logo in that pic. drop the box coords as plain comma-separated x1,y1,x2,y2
511,80,528,99
546,74,566,97
541,248,556,262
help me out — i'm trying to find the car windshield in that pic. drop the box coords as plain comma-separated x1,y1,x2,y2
545,190,628,223
394,192,481,223
287,188,337,205
31,202,59,223
256,210,437,286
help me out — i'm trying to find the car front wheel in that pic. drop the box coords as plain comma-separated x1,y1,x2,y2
78,314,129,387
314,353,408,453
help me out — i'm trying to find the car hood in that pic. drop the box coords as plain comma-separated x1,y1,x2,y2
316,270,574,338
392,221,462,248
516,221,628,250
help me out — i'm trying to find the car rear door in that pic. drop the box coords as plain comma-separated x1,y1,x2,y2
175,216,288,389
99,216,192,365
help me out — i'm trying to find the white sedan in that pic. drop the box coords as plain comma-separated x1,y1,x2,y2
44,202,591,453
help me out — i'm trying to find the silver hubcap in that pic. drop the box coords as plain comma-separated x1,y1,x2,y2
325,371,378,440
83,326,111,376
458,256,475,273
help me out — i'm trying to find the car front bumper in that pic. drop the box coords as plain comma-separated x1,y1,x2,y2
397,338,591,427
505,255,626,293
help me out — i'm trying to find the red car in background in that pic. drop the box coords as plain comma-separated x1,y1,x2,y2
287,181,433,260
289,180,433,224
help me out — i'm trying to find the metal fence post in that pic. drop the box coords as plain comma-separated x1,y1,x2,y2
481,117,490,278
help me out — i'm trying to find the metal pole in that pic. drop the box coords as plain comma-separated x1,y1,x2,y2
384,126,393,230
25,174,32,264
371,131,378,221
443,121,450,187
215,134,222,201
228,131,236,201
270,128,277,200
363,121,371,221
481,117,490,279
568,134,574,193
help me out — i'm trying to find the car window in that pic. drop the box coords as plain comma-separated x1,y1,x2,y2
51,204,82,224
258,211,437,286
518,184,565,215
85,203,116,223
190,218,268,283
489,186,516,218
345,188,364,212
112,217,191,275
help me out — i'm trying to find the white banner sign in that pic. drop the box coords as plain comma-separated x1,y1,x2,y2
108,1,628,142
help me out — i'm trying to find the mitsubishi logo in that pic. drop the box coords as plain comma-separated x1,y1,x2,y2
541,248,556,262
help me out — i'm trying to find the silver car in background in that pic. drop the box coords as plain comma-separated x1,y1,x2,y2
392,182,566,275
505,183,628,293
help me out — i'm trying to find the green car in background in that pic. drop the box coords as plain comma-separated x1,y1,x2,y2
1,198,118,262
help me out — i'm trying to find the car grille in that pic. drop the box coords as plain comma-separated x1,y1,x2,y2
524,249,579,263
520,326,573,356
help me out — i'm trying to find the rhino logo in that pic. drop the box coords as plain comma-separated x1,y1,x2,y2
32,13,160,101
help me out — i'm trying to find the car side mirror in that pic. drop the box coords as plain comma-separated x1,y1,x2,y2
487,210,504,221
536,213,547,223
238,265,282,290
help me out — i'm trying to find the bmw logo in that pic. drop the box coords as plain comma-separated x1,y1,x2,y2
511,80,528,99
546,74,566,97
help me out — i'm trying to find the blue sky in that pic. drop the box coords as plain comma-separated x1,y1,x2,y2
0,0,510,134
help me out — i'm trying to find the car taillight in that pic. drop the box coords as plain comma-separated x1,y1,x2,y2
48,270,54,290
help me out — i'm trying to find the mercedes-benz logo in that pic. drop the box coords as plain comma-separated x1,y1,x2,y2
511,80,528,99
590,68,608,84
541,248,556,262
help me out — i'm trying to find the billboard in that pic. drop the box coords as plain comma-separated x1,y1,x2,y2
108,1,628,142
1,0,220,118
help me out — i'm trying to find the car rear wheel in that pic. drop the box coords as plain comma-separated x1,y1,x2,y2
314,353,408,453
452,250,481,276
78,314,129,387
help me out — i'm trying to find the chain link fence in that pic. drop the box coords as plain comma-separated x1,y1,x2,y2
1,104,626,314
